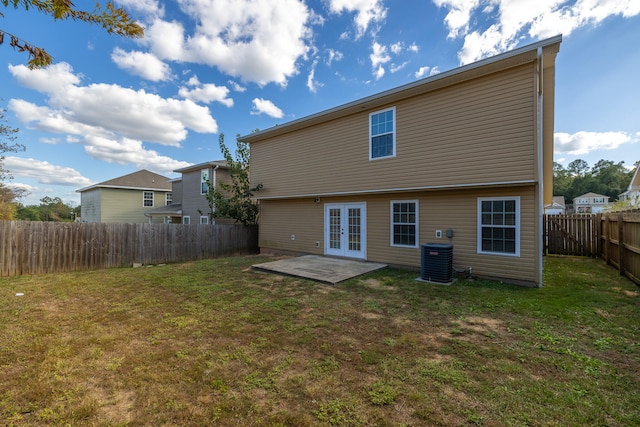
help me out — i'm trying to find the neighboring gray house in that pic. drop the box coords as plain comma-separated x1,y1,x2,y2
77,170,172,223
573,192,610,214
144,160,232,224
619,162,640,208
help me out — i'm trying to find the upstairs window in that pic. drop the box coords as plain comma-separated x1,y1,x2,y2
593,197,605,204
201,169,210,194
165,193,173,206
143,191,154,207
370,107,395,160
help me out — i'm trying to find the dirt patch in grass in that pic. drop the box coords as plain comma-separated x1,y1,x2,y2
1,255,639,426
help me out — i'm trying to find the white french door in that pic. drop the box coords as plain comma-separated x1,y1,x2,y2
324,203,366,259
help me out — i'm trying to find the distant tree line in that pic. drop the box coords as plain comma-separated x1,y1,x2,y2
553,159,637,204
0,194,79,221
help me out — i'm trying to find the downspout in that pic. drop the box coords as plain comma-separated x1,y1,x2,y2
537,46,544,288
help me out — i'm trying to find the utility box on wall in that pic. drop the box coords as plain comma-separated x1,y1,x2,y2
420,243,453,284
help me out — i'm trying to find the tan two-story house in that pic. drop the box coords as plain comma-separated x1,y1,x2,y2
240,36,562,287
77,170,172,223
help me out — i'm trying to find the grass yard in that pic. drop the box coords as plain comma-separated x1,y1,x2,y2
1,255,639,426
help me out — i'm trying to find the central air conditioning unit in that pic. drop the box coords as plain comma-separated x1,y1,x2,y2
420,243,453,284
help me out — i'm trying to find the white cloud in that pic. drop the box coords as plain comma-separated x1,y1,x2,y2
251,98,284,118
328,0,387,38
390,42,403,55
111,48,172,82
39,137,61,145
3,156,92,186
390,62,408,73
415,66,431,78
434,0,640,64
8,63,218,147
228,80,247,92
370,42,391,68
554,131,636,155
374,65,385,80
307,60,323,93
178,76,234,107
115,0,164,19
82,136,191,175
326,49,344,65
408,43,419,53
415,65,441,78
142,0,313,86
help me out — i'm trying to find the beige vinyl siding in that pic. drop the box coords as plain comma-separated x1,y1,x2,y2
251,64,537,198
100,188,167,223
258,186,539,286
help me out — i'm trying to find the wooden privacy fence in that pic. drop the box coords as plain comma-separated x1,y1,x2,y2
543,213,640,286
598,212,640,286
544,214,598,257
0,221,258,277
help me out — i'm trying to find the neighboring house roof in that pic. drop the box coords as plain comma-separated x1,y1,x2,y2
573,192,609,200
77,169,172,193
239,35,562,143
145,203,182,217
545,196,566,209
174,160,227,174
627,163,640,191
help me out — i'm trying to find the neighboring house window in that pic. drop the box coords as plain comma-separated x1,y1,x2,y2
143,191,154,207
201,169,210,194
593,197,605,204
575,198,589,204
200,216,209,224
166,193,172,205
391,200,418,247
183,216,190,225
164,216,171,224
478,197,520,256
370,107,395,160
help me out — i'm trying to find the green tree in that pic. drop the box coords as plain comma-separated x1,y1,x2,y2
1,105,24,182
567,159,589,177
1,0,143,68
202,134,263,225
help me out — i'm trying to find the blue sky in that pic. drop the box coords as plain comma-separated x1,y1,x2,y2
1,0,639,207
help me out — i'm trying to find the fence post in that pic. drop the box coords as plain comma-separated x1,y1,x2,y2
618,213,625,277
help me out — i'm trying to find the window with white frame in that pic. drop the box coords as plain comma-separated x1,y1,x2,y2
183,216,190,225
166,193,172,205
201,169,210,194
391,200,418,247
200,216,209,224
593,197,605,204
370,107,395,159
478,197,520,256
143,191,154,207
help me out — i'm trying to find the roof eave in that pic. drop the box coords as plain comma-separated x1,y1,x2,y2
239,35,562,143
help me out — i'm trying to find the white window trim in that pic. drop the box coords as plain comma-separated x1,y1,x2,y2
143,191,154,207
477,197,520,257
183,216,191,225
200,216,209,224
390,200,419,248
165,193,172,206
369,106,396,160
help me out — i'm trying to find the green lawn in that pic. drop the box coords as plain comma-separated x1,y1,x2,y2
1,255,638,426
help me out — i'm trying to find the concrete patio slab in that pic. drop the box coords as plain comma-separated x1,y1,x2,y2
252,255,387,284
